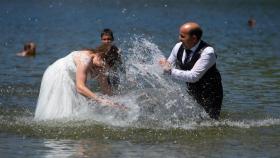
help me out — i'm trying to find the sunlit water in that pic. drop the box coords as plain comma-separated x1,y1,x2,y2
0,0,280,157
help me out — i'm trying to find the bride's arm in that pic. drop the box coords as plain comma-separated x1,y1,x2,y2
75,59,101,101
74,52,126,109
75,56,118,107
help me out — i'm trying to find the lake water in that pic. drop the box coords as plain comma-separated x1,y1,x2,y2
0,0,280,157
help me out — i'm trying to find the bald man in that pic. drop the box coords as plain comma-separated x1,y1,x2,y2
159,22,223,119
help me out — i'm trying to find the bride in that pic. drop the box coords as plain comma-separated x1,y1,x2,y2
34,44,123,120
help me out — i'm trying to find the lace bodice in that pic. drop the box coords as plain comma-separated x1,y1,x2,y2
59,51,93,80
73,51,92,66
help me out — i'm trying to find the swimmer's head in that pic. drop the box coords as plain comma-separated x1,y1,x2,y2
101,28,114,44
248,18,256,28
24,42,36,56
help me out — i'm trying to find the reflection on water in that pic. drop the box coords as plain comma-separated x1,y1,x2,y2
73,140,112,158
1,128,279,158
42,140,76,158
42,139,113,158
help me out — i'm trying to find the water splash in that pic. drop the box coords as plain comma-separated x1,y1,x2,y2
110,36,208,126
58,36,207,127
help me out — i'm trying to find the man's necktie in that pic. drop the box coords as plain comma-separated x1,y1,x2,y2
184,49,192,63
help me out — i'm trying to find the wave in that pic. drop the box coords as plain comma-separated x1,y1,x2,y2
1,112,279,140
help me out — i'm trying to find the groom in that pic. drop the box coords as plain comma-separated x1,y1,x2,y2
159,22,223,119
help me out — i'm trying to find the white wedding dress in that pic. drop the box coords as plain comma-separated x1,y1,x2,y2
34,51,93,120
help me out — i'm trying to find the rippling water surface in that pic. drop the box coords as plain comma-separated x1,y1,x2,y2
0,0,280,157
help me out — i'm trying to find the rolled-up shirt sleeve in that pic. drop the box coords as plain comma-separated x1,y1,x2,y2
170,47,216,83
167,43,181,66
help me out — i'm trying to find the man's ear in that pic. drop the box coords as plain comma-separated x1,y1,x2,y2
192,35,198,42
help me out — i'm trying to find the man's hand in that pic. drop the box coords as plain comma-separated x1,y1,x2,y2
159,58,172,75
159,58,167,66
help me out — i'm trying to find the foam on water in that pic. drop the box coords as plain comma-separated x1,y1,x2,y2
1,107,280,140
202,118,280,128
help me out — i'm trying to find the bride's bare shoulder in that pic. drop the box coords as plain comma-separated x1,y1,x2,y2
74,50,92,55
73,50,92,58
73,50,93,66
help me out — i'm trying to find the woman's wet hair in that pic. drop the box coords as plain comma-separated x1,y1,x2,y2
83,44,121,67
24,43,31,51
81,47,105,62
105,45,121,67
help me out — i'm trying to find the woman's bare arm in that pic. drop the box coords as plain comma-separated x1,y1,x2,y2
75,56,100,101
74,53,121,108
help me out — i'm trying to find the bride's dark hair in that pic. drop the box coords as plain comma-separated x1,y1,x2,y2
82,44,121,67
94,44,121,68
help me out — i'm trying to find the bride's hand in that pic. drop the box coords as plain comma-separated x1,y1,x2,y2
112,102,128,110
100,98,128,110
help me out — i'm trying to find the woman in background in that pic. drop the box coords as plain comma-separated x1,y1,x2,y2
100,28,125,89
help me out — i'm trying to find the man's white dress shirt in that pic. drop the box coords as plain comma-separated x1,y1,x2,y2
167,41,216,83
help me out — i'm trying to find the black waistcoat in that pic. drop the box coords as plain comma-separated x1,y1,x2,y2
176,41,222,95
